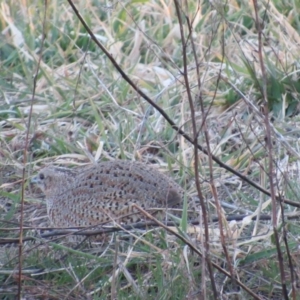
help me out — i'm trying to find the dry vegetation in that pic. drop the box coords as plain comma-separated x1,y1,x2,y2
1,0,300,299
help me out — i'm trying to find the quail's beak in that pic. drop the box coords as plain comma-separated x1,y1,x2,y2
31,176,40,184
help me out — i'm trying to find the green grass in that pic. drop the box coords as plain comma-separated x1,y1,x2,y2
1,0,300,299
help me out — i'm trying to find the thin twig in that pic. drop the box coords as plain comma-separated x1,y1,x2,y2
252,0,289,298
18,1,48,299
175,1,218,297
0,213,282,245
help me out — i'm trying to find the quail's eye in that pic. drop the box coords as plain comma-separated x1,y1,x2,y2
39,173,45,180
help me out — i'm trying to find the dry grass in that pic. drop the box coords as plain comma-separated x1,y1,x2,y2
1,0,300,299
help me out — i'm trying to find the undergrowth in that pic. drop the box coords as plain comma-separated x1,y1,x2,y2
1,0,300,299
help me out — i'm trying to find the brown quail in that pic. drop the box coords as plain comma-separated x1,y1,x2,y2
32,160,184,228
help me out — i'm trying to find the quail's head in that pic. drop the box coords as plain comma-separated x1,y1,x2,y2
32,167,77,197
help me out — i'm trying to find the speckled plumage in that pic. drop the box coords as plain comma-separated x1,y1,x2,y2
33,161,184,228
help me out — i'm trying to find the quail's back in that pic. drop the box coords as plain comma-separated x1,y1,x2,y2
33,160,184,227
